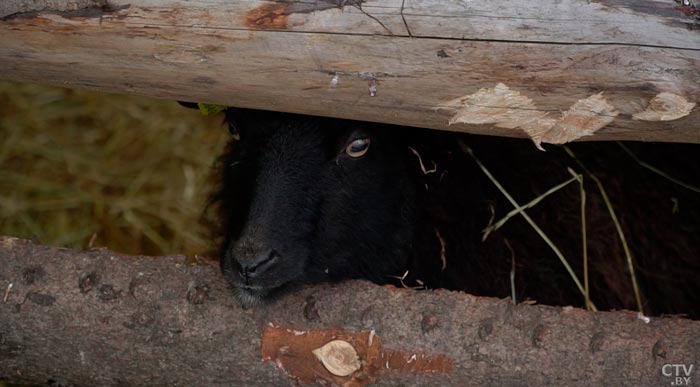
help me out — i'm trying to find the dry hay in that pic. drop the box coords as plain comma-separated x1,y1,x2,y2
0,81,228,257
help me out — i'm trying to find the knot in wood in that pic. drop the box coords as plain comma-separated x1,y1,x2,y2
312,339,361,377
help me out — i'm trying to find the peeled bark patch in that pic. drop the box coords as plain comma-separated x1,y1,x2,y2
245,1,359,30
445,83,556,134
260,324,453,386
633,92,696,121
534,93,619,146
444,84,619,149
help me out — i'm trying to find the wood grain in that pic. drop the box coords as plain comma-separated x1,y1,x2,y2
1,0,698,143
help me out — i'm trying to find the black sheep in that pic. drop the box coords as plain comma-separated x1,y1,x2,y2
211,108,700,318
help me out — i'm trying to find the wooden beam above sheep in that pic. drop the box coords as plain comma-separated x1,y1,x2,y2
1,0,699,144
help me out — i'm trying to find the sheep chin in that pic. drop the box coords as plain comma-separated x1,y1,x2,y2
234,286,270,309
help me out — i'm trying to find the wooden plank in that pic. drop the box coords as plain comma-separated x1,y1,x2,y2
0,0,698,143
404,0,700,48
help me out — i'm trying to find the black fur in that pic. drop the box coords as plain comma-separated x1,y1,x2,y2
213,108,700,317
216,110,415,306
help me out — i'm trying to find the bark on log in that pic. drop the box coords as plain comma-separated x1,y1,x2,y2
1,236,699,387
0,0,699,144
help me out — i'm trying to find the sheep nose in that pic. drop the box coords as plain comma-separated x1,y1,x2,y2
239,249,279,279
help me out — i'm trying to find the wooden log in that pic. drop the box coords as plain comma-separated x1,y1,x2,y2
0,0,699,144
1,236,699,386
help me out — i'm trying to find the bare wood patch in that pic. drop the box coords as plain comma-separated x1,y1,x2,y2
541,93,619,146
443,84,619,149
633,92,696,121
444,83,555,132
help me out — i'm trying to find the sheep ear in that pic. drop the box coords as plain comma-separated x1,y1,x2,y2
225,108,244,139
176,101,228,116
224,108,271,137
176,101,199,109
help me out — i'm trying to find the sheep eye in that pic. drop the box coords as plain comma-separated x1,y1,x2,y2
345,138,370,158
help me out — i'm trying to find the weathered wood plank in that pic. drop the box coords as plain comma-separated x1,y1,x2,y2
404,0,700,48
0,0,698,143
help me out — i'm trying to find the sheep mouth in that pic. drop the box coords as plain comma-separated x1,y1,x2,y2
221,255,302,307
233,283,291,308
234,286,270,307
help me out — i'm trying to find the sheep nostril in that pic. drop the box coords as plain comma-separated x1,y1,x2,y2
240,249,280,279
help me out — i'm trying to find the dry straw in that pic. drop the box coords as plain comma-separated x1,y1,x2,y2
0,81,229,256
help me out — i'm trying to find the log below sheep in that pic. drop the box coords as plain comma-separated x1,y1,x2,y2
1,237,699,386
